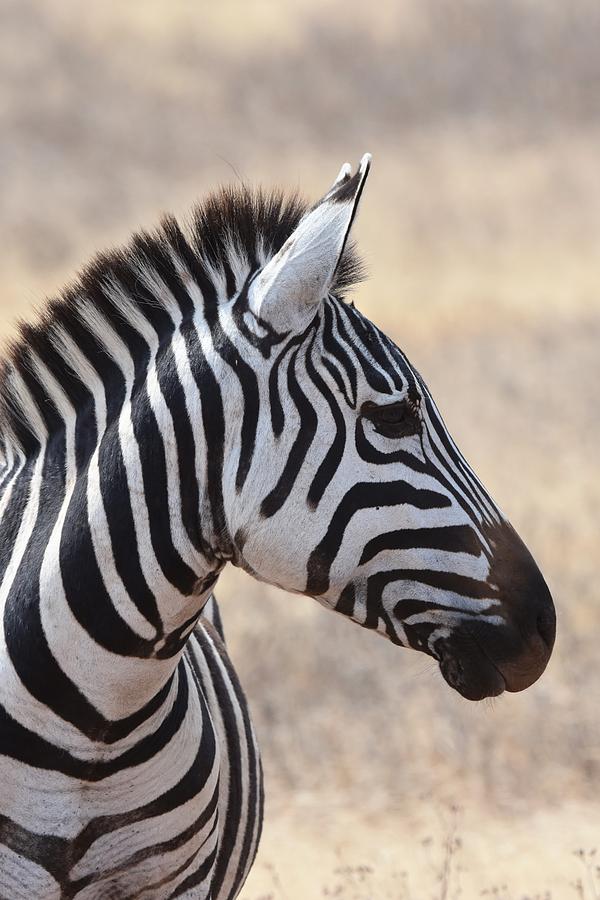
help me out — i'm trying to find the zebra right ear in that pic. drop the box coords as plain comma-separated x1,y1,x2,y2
248,154,371,333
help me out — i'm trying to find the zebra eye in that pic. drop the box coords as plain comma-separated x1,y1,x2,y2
361,399,420,438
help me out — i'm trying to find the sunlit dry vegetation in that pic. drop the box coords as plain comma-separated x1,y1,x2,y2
0,1,598,896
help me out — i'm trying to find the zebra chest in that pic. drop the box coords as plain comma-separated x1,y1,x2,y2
0,669,222,898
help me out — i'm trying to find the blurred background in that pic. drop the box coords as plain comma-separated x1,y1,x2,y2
1,0,599,896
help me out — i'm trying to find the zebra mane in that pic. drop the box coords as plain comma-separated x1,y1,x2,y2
0,186,363,457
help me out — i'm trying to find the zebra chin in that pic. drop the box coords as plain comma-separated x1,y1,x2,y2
438,641,507,701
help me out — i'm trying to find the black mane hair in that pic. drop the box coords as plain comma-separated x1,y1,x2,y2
0,185,363,457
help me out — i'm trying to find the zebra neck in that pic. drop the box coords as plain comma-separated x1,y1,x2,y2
0,355,223,744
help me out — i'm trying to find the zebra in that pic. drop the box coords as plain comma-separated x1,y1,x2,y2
0,154,555,899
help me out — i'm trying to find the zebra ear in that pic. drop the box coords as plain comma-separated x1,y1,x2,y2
249,153,371,332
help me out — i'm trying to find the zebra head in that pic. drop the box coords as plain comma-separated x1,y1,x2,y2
220,155,555,701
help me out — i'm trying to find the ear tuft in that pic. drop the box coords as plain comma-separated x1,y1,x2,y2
324,153,372,205
333,161,352,188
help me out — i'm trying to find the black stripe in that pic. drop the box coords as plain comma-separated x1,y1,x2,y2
203,296,259,493
183,323,229,556
334,582,356,616
261,338,318,518
360,524,481,565
324,302,357,406
96,428,163,632
132,380,198,594
305,334,347,508
385,567,498,600
268,332,305,437
155,341,206,555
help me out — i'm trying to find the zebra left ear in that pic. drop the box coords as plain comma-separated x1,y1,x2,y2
249,153,371,332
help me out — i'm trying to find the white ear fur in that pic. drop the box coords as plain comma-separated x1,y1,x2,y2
248,153,371,333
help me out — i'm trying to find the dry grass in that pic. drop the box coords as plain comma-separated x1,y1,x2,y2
241,797,600,899
1,1,599,896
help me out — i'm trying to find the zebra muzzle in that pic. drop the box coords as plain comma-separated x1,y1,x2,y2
436,572,555,702
438,518,556,701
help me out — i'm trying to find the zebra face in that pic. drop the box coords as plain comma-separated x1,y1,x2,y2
227,156,555,702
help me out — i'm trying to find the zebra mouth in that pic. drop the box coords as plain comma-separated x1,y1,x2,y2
438,650,506,701
436,617,553,701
